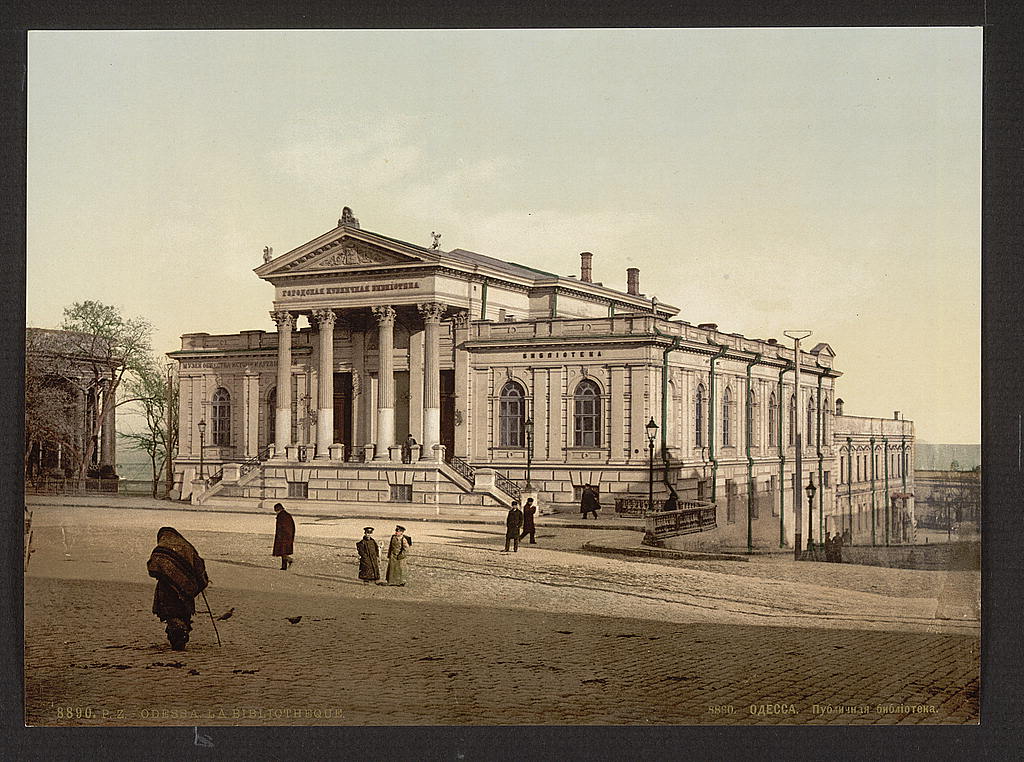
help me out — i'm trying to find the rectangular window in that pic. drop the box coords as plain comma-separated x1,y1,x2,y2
770,475,779,516
725,479,736,523
390,484,412,503
823,471,830,488
287,481,308,499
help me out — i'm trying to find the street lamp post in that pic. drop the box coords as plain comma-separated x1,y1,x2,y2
805,474,817,556
784,329,812,559
524,417,534,489
645,417,659,514
198,419,207,481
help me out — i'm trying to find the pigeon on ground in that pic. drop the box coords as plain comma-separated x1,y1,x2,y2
217,607,235,621
286,616,302,624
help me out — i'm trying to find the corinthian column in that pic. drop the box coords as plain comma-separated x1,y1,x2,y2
271,310,296,456
372,305,396,460
312,309,337,459
418,302,446,459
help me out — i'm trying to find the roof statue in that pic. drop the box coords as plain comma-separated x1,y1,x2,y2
431,231,442,250
339,206,360,229
263,246,273,263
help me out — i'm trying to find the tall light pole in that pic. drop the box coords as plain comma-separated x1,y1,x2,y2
805,474,817,554
524,417,534,490
197,419,207,481
646,417,659,513
784,330,811,560
166,362,175,499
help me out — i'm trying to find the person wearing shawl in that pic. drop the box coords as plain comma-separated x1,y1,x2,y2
273,503,295,570
356,526,380,583
383,525,411,586
147,527,210,651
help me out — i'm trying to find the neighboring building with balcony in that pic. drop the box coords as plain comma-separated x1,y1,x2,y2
169,208,914,549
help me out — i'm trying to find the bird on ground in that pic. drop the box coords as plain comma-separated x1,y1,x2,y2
217,607,235,621
286,616,302,624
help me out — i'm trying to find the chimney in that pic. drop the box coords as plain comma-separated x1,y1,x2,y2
626,267,640,296
580,252,593,283
894,410,900,420
836,398,844,415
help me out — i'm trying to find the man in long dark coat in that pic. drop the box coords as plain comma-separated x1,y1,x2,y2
384,525,410,586
519,497,537,545
504,500,524,552
356,527,380,582
147,527,209,651
273,503,295,570
580,484,600,519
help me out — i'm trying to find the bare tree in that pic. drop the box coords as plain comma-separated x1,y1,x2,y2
119,360,178,497
57,301,153,479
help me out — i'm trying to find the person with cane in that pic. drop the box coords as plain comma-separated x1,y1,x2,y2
147,527,211,651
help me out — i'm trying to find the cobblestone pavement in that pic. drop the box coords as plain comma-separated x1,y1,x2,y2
25,506,979,725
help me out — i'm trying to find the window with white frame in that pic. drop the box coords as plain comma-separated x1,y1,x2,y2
498,380,526,447
212,387,231,446
573,379,601,447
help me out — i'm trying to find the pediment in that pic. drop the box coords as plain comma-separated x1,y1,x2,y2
280,239,421,273
257,230,440,279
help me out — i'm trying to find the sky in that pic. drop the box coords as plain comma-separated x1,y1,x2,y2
26,29,981,444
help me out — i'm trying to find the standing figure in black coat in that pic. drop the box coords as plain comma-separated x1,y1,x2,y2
519,498,537,544
273,503,295,570
504,501,524,552
580,484,600,519
356,527,380,582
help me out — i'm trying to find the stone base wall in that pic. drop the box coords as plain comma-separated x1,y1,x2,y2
234,463,503,507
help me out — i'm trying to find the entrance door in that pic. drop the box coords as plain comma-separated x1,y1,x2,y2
440,370,456,461
333,372,353,461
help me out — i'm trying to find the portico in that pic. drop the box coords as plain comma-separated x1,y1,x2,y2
266,301,451,464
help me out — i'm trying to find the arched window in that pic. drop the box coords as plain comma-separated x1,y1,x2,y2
695,384,705,447
788,394,796,446
498,381,526,447
806,396,815,447
212,387,231,446
822,394,830,441
768,392,778,447
573,379,602,447
746,389,756,448
840,455,845,484
267,387,276,445
722,387,732,447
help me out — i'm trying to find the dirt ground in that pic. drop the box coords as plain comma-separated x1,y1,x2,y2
24,505,980,726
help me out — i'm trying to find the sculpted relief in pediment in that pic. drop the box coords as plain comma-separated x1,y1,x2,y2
284,240,413,272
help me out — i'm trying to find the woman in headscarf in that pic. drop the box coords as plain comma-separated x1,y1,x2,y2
147,527,209,651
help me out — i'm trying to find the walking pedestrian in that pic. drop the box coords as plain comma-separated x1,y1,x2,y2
384,525,410,585
824,531,834,563
833,530,844,563
519,497,537,544
580,484,600,520
273,502,295,570
356,527,380,583
402,434,417,464
504,500,524,552
147,527,210,651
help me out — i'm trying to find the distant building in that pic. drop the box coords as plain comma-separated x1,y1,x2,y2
25,327,119,481
169,208,914,548
914,443,981,471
